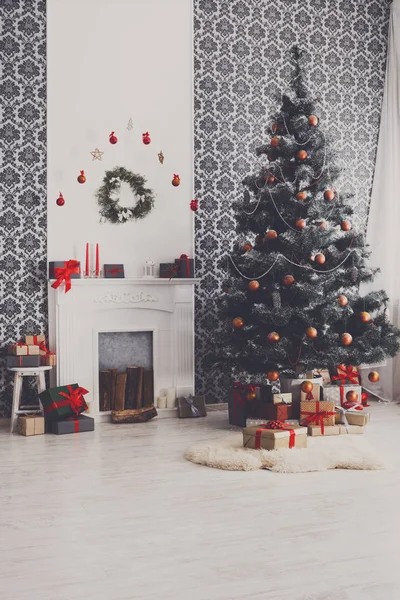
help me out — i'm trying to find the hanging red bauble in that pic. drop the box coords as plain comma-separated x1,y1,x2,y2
306,327,318,339
315,253,326,265
341,220,351,231
270,136,280,147
266,371,279,382
360,311,371,323
233,317,244,329
324,189,335,201
246,391,257,401
296,191,308,201
296,219,306,230
368,371,380,383
318,221,327,231
267,175,275,183
301,381,313,393
109,131,118,144
338,295,348,307
142,131,151,145
172,174,181,187
267,331,280,343
248,280,260,292
297,150,308,161
341,333,353,346
77,170,86,184
190,199,199,212
346,390,359,403
308,115,318,126
56,192,65,206
242,242,253,253
283,275,295,286
266,229,278,240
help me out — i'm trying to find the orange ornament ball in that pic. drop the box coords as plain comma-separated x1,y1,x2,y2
338,295,348,307
324,189,335,201
266,229,278,240
270,136,280,147
242,242,253,253
255,234,264,245
233,317,244,329
267,175,275,183
341,333,353,346
283,275,295,287
341,220,351,231
267,331,280,343
306,327,318,339
360,311,371,323
315,253,326,265
248,280,260,292
346,390,359,403
301,380,314,393
296,219,306,230
77,170,86,184
368,371,380,383
246,391,257,401
267,371,280,382
296,191,308,201
297,150,308,161
308,115,318,126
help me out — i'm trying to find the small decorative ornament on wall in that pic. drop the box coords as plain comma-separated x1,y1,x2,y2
158,150,164,164
109,131,118,144
172,174,180,187
56,192,65,206
96,166,155,224
77,170,86,184
90,148,104,161
127,118,133,131
142,131,151,145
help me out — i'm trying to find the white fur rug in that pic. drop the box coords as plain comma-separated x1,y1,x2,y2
185,433,384,473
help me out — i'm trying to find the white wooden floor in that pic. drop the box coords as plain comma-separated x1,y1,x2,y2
1,402,400,600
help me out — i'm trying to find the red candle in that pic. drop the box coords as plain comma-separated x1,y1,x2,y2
85,243,89,277
95,243,99,276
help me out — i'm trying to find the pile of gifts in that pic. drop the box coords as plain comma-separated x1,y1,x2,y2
230,364,370,451
7,335,57,368
159,254,195,279
17,383,94,436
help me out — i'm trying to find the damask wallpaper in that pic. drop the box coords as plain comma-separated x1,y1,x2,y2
193,0,391,402
0,0,47,416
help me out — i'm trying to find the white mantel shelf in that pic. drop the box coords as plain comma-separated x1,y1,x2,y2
49,278,201,286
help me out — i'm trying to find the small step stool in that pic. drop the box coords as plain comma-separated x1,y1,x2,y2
8,366,52,433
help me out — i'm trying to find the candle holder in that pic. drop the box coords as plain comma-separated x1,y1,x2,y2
143,257,155,278
92,269,103,279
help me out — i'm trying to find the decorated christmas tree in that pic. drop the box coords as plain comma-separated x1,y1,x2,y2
219,48,400,383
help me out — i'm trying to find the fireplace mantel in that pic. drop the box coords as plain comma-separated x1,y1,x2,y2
48,278,200,420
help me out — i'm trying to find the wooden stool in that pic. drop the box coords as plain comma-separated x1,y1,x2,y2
8,366,52,433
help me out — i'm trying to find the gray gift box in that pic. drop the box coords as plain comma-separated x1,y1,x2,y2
177,395,207,418
6,355,41,368
103,264,125,278
48,261,81,279
47,414,95,434
159,263,179,279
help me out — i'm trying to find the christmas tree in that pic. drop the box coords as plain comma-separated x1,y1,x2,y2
219,48,400,382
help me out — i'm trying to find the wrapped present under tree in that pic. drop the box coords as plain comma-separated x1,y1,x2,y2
39,384,88,421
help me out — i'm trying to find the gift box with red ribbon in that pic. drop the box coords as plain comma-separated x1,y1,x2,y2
308,424,365,436
300,382,321,403
243,421,308,450
47,414,95,435
8,343,39,356
25,335,46,346
228,382,260,427
39,383,88,421
40,354,57,366
323,384,363,409
159,263,179,279
174,254,194,278
300,400,336,434
335,364,360,385
334,406,370,427
104,264,125,279
257,402,294,422
50,260,81,293
6,355,41,368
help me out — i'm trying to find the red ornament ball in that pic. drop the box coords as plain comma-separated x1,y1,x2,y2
142,131,151,145
341,220,351,231
324,189,335,201
233,317,244,329
368,371,380,383
190,199,199,212
77,170,86,184
56,192,65,207
315,253,326,265
360,311,372,323
283,275,295,287
301,380,313,393
242,242,253,253
267,371,279,382
308,115,319,126
267,331,280,343
172,174,181,187
266,229,278,240
297,150,308,161
306,327,318,339
248,280,260,292
346,390,359,403
341,333,353,346
338,295,348,307
267,175,275,183
255,234,264,245
296,219,306,230
270,136,280,147
109,131,118,144
296,191,308,201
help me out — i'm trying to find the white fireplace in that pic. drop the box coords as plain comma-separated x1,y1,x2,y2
48,278,199,420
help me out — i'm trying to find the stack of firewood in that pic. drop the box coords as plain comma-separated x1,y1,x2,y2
99,367,154,412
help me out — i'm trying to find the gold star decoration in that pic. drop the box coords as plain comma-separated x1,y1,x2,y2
90,148,104,161
158,150,164,164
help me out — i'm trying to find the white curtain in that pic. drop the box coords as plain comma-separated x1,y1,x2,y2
365,0,400,401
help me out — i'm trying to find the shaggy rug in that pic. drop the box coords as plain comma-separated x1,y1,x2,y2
185,433,384,473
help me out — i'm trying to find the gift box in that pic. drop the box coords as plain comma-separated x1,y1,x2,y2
257,402,294,421
228,383,260,427
323,384,362,407
17,414,45,436
49,261,81,279
335,407,370,427
243,421,308,450
260,387,292,405
313,369,331,385
25,335,46,346
40,354,57,366
308,424,365,436
48,414,95,434
39,384,88,421
104,264,125,278
177,395,207,418
8,344,39,356
300,382,321,403
6,355,41,368
159,263,179,279
334,364,360,385
300,400,336,433
174,254,194,278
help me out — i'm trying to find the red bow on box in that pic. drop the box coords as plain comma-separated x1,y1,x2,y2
59,386,89,415
39,341,51,356
335,364,360,385
52,260,80,293
254,420,296,449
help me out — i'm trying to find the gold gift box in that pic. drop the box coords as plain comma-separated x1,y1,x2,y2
17,415,45,436
335,410,370,427
308,424,365,436
25,335,46,345
300,399,335,427
40,354,57,366
243,424,308,450
8,344,39,356
271,393,292,405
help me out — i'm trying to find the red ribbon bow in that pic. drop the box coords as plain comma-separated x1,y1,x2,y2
51,260,80,293
39,341,51,355
58,386,89,415
255,421,296,449
161,264,180,280
362,391,370,407
335,364,360,384
301,401,335,435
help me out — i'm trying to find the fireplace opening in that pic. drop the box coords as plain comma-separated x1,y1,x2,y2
98,331,154,411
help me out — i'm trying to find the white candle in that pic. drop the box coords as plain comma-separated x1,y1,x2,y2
166,387,176,409
157,396,167,409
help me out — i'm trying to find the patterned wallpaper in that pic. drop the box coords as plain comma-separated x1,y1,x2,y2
0,0,47,416
193,0,391,402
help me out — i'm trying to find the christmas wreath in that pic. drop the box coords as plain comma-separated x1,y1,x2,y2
96,166,155,224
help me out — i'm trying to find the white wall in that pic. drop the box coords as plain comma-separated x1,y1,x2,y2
47,0,193,276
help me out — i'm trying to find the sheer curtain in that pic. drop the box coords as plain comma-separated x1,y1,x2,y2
365,0,400,401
